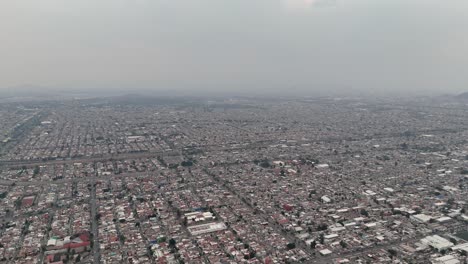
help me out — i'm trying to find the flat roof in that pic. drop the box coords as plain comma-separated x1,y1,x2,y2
188,222,227,236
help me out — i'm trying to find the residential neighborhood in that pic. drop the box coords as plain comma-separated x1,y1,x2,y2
0,97,467,264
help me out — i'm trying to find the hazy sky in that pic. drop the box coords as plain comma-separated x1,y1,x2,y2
1,0,467,96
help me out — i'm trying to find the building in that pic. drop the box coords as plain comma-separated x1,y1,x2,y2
420,235,454,251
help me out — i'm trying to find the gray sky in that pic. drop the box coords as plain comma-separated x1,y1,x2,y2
1,0,467,96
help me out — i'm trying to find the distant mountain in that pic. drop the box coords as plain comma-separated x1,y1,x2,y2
0,85,102,103
1,84,52,97
428,92,468,102
105,93,198,106
458,91,468,99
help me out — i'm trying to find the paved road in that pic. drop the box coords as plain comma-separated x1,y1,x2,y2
90,177,101,264
3,125,457,168
0,171,151,187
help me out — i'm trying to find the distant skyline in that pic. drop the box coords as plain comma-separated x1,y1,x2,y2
1,0,468,96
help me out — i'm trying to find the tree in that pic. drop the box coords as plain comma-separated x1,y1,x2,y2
447,198,455,205
388,249,397,257
169,238,177,248
259,160,270,168
317,223,328,231
310,240,317,249
340,240,347,248
33,166,40,176
181,160,193,167
449,238,457,245
286,242,296,250
360,209,369,217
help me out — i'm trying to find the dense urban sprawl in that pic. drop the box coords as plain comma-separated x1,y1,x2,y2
0,97,467,264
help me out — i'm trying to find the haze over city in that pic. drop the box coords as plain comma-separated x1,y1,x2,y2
1,0,468,96
1,1,468,264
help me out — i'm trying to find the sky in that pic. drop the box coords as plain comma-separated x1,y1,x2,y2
0,0,467,96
